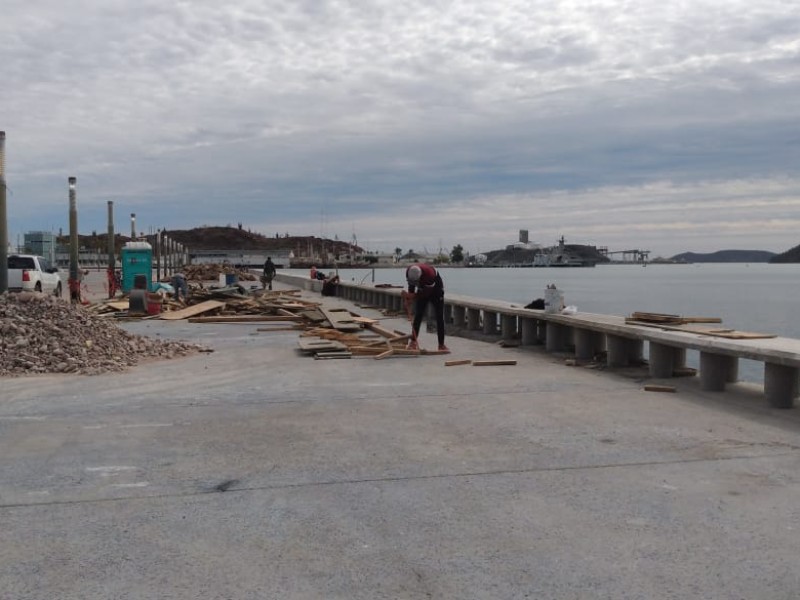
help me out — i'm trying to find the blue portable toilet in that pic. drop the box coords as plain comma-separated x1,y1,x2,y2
121,241,153,293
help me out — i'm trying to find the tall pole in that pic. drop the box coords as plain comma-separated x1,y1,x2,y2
156,229,161,282
68,177,80,303
130,213,136,240
164,235,170,277
0,131,7,293
107,201,115,298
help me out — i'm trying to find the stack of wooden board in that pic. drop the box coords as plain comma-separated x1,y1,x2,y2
625,311,776,339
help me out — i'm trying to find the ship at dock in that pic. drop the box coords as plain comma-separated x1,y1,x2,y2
472,232,606,268
533,237,592,267
532,236,598,267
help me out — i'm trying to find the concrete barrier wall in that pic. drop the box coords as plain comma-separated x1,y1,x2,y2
275,273,800,409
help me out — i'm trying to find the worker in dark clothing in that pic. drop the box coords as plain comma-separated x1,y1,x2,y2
262,257,277,290
172,272,189,302
405,263,449,352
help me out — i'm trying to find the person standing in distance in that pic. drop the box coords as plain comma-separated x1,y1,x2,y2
262,257,277,290
405,263,449,352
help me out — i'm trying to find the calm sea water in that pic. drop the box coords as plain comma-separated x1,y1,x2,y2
288,263,800,382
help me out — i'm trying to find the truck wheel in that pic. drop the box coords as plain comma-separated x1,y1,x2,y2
35,282,42,293
54,283,62,298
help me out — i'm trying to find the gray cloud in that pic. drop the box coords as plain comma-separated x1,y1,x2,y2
2,0,798,255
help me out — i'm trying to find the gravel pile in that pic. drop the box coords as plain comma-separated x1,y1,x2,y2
1,292,207,376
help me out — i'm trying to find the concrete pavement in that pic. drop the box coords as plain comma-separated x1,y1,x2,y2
2,280,800,599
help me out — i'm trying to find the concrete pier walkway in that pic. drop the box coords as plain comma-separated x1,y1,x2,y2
2,280,800,599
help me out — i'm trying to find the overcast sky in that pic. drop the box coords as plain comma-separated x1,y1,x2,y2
2,0,798,256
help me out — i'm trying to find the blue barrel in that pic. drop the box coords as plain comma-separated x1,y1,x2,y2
225,273,238,286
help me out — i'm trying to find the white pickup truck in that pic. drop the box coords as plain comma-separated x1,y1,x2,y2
7,254,63,297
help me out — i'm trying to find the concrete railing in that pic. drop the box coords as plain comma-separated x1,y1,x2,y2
275,273,800,409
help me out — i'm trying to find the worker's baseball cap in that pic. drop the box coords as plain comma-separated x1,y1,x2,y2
407,265,421,285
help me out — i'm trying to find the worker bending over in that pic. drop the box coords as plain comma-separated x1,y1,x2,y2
405,263,449,352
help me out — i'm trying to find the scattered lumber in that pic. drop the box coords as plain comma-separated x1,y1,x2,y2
673,366,698,377
188,315,304,323
160,300,226,320
319,307,361,331
626,312,722,326
315,352,352,360
644,384,676,393
445,359,472,367
472,360,517,366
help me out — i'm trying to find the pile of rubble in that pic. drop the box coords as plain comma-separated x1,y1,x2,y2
0,292,206,376
181,264,256,282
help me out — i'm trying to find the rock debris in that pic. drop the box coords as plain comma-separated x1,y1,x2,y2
1,292,206,377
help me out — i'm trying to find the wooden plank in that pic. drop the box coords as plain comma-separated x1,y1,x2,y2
673,366,697,377
255,326,303,332
644,384,676,393
297,339,348,353
160,300,226,320
314,352,352,359
188,315,303,323
445,359,472,366
106,301,130,311
366,322,407,339
626,320,776,339
364,334,411,347
680,317,723,324
707,330,777,339
298,309,327,323
319,307,362,331
472,360,517,366
351,316,378,324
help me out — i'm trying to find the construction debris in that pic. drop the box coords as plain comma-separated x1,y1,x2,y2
626,312,776,339
445,359,472,367
626,312,722,325
644,384,677,393
0,292,207,377
181,263,257,282
472,360,518,366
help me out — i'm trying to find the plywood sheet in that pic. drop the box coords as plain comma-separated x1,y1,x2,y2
319,307,361,331
297,338,349,353
159,300,226,320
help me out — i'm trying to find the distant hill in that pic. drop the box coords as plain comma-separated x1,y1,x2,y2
670,249,776,263
769,243,800,263
59,226,362,261
164,226,361,255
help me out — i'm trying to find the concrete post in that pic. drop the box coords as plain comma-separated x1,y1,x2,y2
607,334,631,367
155,230,161,281
764,363,799,409
483,311,498,335
649,342,676,378
107,201,115,298
520,318,536,346
467,308,481,330
574,329,602,361
501,314,517,340
68,177,80,303
444,303,453,324
699,352,734,392
0,131,8,294
545,322,568,352
452,305,466,328
725,357,739,383
673,347,687,369
536,320,547,345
